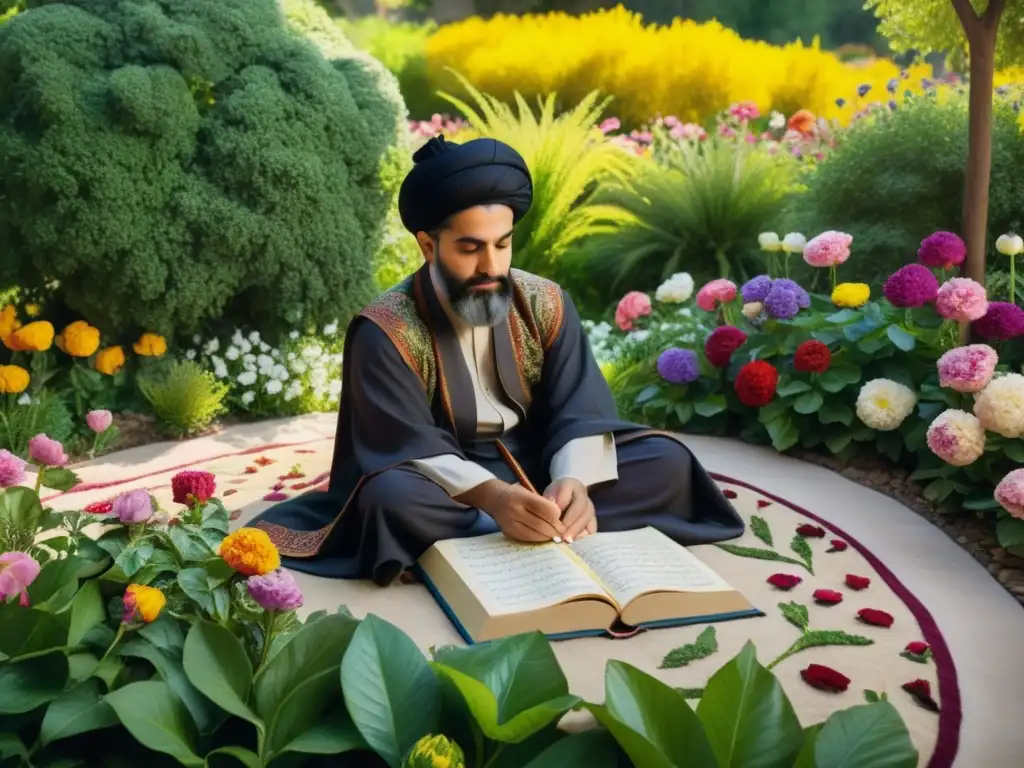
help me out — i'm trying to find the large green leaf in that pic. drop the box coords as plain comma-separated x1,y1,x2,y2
521,729,624,767
27,556,82,611
39,678,118,746
104,680,204,767
792,724,822,768
588,660,717,768
813,702,918,767
0,652,69,714
340,614,440,768
792,391,824,415
996,518,1024,550
0,734,26,761
67,579,105,646
271,701,366,760
0,486,46,535
176,567,218,616
167,526,216,564
0,604,68,659
114,541,155,579
696,642,804,767
205,746,260,768
431,632,578,742
182,620,261,730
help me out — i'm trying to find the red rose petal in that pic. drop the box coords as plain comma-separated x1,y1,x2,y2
228,509,242,520
827,539,848,552
722,489,738,499
767,573,802,590
902,679,940,712
263,492,289,501
845,574,870,590
244,466,258,474
796,524,826,538
905,641,930,656
223,489,237,497
756,499,772,508
801,663,850,692
857,608,894,628
296,449,316,454
813,589,843,605
83,500,114,515
254,456,275,466
271,482,285,491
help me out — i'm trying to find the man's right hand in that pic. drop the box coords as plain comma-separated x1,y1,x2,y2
456,479,566,543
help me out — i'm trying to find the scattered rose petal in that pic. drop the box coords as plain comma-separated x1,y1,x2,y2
845,574,870,590
223,489,237,497
83,500,114,515
902,679,939,712
756,499,772,508
254,456,275,466
857,608,894,628
801,663,850,692
906,641,929,656
263,492,288,501
722,489,738,499
245,466,258,474
828,539,848,552
296,449,316,454
229,479,248,485
796,524,826,538
767,573,802,590
271,482,285,491
813,589,843,605
279,471,305,480
228,509,242,520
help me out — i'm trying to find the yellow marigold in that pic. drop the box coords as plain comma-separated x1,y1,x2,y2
56,320,101,358
123,584,166,623
219,527,280,576
832,282,870,308
94,346,126,376
0,365,30,394
3,320,54,352
0,304,19,342
133,333,167,357
24,304,40,317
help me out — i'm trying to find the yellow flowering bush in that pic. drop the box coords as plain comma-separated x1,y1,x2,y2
94,345,126,376
425,9,932,126
133,333,167,357
3,320,54,352
831,282,871,308
219,527,280,576
123,584,166,623
0,365,30,394
56,320,102,357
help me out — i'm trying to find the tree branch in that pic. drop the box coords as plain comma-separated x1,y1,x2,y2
950,0,980,34
982,0,1006,31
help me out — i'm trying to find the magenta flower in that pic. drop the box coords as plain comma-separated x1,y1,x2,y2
803,231,853,268
696,279,738,311
28,434,68,467
0,450,27,488
918,231,966,270
246,569,303,612
0,552,41,606
935,278,988,322
995,469,1024,520
883,264,939,307
972,302,1024,341
936,345,998,393
598,117,620,134
86,410,113,433
112,489,155,524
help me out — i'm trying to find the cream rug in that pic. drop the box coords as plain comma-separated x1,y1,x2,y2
41,435,962,767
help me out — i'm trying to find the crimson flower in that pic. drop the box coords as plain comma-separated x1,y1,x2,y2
734,360,779,407
827,539,848,552
793,340,832,373
905,641,929,656
171,470,216,506
767,573,802,590
845,574,870,590
796,524,826,538
857,608,894,628
801,664,850,692
705,326,748,368
813,589,843,605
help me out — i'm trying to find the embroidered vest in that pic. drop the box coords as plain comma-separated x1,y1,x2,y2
358,268,564,405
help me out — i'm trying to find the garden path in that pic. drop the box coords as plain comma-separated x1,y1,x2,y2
53,414,1024,767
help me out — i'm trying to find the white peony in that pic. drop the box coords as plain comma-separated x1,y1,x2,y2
225,346,240,361
782,232,807,254
239,339,252,355
237,371,257,387
996,233,1024,256
856,379,917,431
240,391,256,405
654,272,695,303
628,330,650,343
758,232,782,252
231,330,245,347
973,373,1024,438
265,379,283,395
256,354,274,373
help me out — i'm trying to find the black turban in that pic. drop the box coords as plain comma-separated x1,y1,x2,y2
397,136,533,234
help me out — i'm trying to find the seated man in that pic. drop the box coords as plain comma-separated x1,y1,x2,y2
252,135,745,585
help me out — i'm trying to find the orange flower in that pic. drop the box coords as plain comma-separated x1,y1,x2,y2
4,321,55,352
219,528,280,576
0,305,19,343
133,333,167,357
56,320,101,357
0,365,30,394
94,346,126,376
787,109,816,136
122,584,165,623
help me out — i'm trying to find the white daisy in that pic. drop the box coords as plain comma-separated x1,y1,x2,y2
241,391,256,405
225,346,240,361
265,379,283,395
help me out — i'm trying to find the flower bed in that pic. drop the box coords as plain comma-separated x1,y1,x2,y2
0,424,923,766
604,230,1024,556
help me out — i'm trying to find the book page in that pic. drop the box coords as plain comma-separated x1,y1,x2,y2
438,534,609,616
570,527,733,608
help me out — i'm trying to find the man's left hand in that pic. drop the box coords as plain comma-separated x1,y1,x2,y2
543,478,597,542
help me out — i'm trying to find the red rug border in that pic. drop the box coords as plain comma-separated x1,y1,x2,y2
712,473,961,768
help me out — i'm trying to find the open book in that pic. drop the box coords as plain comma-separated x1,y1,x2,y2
415,526,761,644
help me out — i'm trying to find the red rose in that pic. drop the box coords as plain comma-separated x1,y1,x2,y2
793,340,832,373
828,539,848,552
704,326,748,368
801,664,850,692
857,608,894,628
83,499,114,515
756,499,772,508
845,574,870,590
902,679,940,712
722,489,738,499
796,524,826,538
905,641,930,656
734,361,779,407
171,470,216,505
767,573,802,590
813,589,843,605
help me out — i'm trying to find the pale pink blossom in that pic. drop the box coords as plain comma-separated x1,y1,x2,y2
614,291,652,331
935,278,988,322
0,450,27,488
995,469,1024,519
598,117,621,134
803,231,853,267
672,122,707,141
86,409,113,433
696,279,738,311
0,552,40,606
28,434,68,467
937,345,998,393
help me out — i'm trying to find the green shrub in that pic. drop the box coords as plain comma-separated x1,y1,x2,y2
0,0,405,342
138,360,228,437
0,389,73,456
788,92,1024,290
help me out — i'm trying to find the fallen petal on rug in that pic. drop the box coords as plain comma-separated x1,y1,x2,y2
767,573,803,590
801,663,851,692
796,523,826,538
722,489,738,499
756,499,772,508
263,492,289,502
813,589,843,605
858,608,895,628
845,574,871,590
84,500,113,515
828,539,848,552
903,678,940,712
906,641,930,655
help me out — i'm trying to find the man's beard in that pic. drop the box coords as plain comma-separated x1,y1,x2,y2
435,259,512,327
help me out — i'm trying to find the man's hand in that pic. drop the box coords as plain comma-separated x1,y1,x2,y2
543,478,597,543
456,480,566,543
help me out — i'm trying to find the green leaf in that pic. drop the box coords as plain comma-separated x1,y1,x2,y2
636,385,659,405
167,527,215,563
766,415,800,452
792,724,822,768
777,379,813,397
0,652,69,714
997,518,1024,550
779,601,809,632
182,620,260,729
814,702,918,767
26,556,82,610
0,734,26,761
697,642,804,768
0,604,67,659
818,371,848,393
272,702,366,760
39,679,118,746
205,747,260,768
750,515,773,547
825,432,853,454
41,468,80,492
522,730,624,767
1005,442,1024,463
104,680,204,767
677,686,705,699
660,626,718,669
716,544,809,571
694,394,727,417
0,486,46,535
67,579,104,646
673,402,694,425
825,309,860,323
792,390,824,415
790,535,814,572
588,660,717,768
923,478,956,503
341,614,440,767
176,567,217,615
757,398,789,424
771,631,874,669
138,615,186,655
885,325,916,351
114,541,155,579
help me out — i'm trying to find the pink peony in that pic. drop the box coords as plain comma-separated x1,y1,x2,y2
729,101,760,121
0,450,27,488
936,344,998,393
696,279,738,311
803,231,853,268
0,552,41,606
614,291,652,331
995,469,1024,519
935,278,988,322
917,231,966,269
27,434,68,467
112,489,155,524
926,409,986,466
86,410,113,433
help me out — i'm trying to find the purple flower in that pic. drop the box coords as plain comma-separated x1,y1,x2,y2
28,435,68,467
835,97,846,108
741,275,772,302
762,279,810,320
972,302,1024,341
657,348,699,384
918,231,966,269
888,100,898,111
886,78,899,94
0,450,27,488
857,84,871,97
112,489,155,524
247,569,303,612
883,264,939,307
